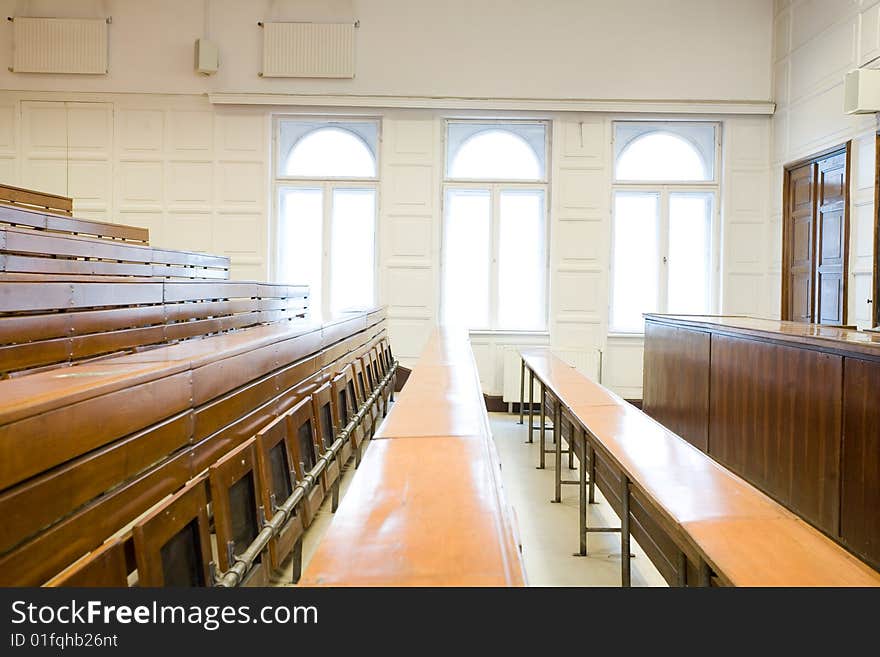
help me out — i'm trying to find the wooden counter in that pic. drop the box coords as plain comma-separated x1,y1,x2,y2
643,314,880,571
300,329,525,586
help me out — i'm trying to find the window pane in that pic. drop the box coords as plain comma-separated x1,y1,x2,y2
283,127,377,178
447,123,546,180
442,188,491,328
614,123,716,182
498,190,546,330
611,192,660,332
668,193,712,315
616,133,707,181
279,188,322,318
330,188,376,315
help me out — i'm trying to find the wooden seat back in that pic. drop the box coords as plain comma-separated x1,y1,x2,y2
0,184,74,217
209,438,267,585
285,397,325,526
132,476,213,587
44,537,129,587
255,414,304,572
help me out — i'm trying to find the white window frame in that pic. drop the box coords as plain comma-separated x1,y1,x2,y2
271,116,381,319
609,121,722,335
441,119,551,332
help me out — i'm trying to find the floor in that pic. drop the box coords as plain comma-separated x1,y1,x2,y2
276,410,666,587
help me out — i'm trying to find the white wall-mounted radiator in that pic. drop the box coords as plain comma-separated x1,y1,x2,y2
260,22,355,78
12,17,109,74
501,346,602,404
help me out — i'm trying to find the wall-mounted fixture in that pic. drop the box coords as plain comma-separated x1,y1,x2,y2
195,38,219,75
844,68,880,114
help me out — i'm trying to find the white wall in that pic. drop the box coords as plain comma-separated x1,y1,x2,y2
0,0,772,101
771,0,878,327
0,0,776,398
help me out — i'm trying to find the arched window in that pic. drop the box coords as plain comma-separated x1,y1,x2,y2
449,129,542,180
609,122,719,333
284,127,377,178
275,119,379,320
441,121,548,330
615,132,708,181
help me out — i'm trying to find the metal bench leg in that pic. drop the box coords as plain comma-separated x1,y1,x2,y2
519,358,525,424
331,477,340,513
538,382,547,469
578,438,587,556
553,403,562,503
621,476,631,587
677,552,688,587
568,439,574,470
588,444,597,504
527,370,534,443
699,560,712,587
291,537,304,585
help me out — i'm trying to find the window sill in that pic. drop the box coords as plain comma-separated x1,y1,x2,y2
606,332,646,340
468,329,550,338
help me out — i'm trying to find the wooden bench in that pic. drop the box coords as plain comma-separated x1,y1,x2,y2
520,348,880,587
301,329,524,587
0,277,309,376
0,309,392,586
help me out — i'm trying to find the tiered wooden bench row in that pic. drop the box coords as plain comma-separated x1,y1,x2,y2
520,349,880,586
301,329,525,587
0,186,397,587
0,207,228,278
0,307,394,586
0,276,309,375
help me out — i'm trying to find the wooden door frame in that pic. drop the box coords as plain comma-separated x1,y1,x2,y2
873,133,880,328
781,140,851,323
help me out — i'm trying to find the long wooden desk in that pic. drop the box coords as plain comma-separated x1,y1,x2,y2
521,348,880,587
643,314,880,571
300,329,525,586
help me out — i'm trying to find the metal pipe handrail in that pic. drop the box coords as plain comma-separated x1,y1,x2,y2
215,360,398,587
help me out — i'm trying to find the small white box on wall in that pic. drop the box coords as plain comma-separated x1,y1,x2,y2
195,38,219,75
844,69,880,114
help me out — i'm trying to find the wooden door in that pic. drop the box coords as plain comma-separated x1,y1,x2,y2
785,162,816,322
782,144,850,324
815,152,848,324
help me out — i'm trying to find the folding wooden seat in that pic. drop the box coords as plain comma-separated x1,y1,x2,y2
286,397,326,527
344,363,371,446
255,414,306,579
311,383,342,512
133,476,213,587
331,367,364,466
209,437,268,586
44,537,129,587
351,357,376,440
369,346,389,415
358,353,381,427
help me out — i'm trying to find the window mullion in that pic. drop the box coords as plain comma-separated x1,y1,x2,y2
659,188,670,314
323,182,333,319
491,185,501,330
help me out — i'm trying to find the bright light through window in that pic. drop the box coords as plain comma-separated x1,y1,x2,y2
279,188,323,317
610,122,717,332
611,192,660,333
275,119,379,320
498,190,545,329
330,189,376,314
616,132,707,181
442,189,491,328
450,130,542,180
442,122,548,331
667,193,712,315
285,127,376,178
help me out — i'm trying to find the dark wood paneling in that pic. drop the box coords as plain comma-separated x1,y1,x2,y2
841,357,880,568
642,322,710,452
708,334,842,534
